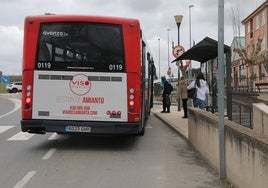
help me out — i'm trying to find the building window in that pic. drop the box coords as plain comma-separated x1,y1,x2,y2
260,63,266,79
262,37,266,50
247,23,250,34
240,64,246,83
253,65,257,79
250,20,254,38
261,11,265,26
255,15,259,30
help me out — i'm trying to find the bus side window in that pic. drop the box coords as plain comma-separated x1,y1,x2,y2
38,42,51,61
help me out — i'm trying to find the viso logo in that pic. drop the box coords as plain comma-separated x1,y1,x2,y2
69,74,91,96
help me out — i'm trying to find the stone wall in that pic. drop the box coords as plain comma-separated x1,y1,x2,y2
253,103,268,136
188,107,268,188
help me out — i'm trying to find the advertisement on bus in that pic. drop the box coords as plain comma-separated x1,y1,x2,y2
32,71,128,122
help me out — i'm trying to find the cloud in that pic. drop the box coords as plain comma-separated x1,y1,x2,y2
0,0,266,77
120,0,163,12
0,26,23,75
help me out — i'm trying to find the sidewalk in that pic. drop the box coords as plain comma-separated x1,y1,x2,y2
151,104,189,139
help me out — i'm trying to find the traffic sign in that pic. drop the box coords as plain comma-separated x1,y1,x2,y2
1,76,10,84
172,45,185,58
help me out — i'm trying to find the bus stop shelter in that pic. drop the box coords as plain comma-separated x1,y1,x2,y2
171,37,232,120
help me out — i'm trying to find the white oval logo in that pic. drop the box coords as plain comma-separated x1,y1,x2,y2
69,74,91,96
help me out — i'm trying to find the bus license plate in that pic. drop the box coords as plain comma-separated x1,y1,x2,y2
65,126,91,133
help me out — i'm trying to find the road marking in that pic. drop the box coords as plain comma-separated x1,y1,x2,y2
13,171,36,188
48,133,58,140
42,148,57,160
0,126,14,133
7,132,35,141
0,98,21,119
146,125,152,129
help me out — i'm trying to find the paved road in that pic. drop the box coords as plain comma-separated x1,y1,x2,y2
0,95,15,116
0,95,222,188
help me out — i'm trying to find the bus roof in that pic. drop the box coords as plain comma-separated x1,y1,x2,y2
25,14,140,25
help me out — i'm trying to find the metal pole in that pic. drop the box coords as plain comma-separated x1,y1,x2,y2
167,29,171,68
174,15,183,111
158,38,161,78
188,5,194,82
218,0,226,179
177,27,181,111
177,28,181,79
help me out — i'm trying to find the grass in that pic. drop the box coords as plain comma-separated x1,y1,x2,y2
0,83,8,93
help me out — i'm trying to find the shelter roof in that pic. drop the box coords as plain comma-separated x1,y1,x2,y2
171,37,231,63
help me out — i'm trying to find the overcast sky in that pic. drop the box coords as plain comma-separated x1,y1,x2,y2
0,0,265,76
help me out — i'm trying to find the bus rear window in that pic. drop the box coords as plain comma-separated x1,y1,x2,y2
36,22,125,72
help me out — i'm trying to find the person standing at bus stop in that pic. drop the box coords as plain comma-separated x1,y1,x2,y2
161,76,173,113
176,76,188,118
187,72,209,110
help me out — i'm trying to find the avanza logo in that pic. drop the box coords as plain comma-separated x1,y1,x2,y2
69,74,91,96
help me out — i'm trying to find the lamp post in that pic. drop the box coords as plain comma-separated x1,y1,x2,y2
174,15,183,111
188,5,194,82
167,29,171,68
158,38,161,78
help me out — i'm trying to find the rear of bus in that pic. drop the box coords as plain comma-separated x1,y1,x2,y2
21,15,148,135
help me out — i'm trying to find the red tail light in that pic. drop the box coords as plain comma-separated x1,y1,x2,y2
22,70,33,119
127,74,140,122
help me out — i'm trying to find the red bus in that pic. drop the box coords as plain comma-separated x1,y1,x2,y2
21,15,155,135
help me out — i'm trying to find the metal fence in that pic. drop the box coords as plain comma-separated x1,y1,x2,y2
231,102,253,128
230,76,267,128
232,76,268,93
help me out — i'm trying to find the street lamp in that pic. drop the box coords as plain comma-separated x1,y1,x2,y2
167,29,171,67
167,29,172,77
158,38,161,78
174,15,183,111
188,5,194,82
167,29,171,76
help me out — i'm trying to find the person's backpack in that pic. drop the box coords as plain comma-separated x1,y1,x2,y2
168,83,173,93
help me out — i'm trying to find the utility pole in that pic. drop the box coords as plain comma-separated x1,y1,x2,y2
188,5,194,82
218,0,226,179
158,38,161,78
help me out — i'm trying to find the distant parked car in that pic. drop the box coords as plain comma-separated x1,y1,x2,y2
5,82,22,93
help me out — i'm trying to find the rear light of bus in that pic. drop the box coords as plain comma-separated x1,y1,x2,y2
22,70,34,119
25,85,32,109
127,74,140,122
129,88,135,107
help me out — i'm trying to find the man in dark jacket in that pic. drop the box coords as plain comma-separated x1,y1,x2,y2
161,76,173,113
